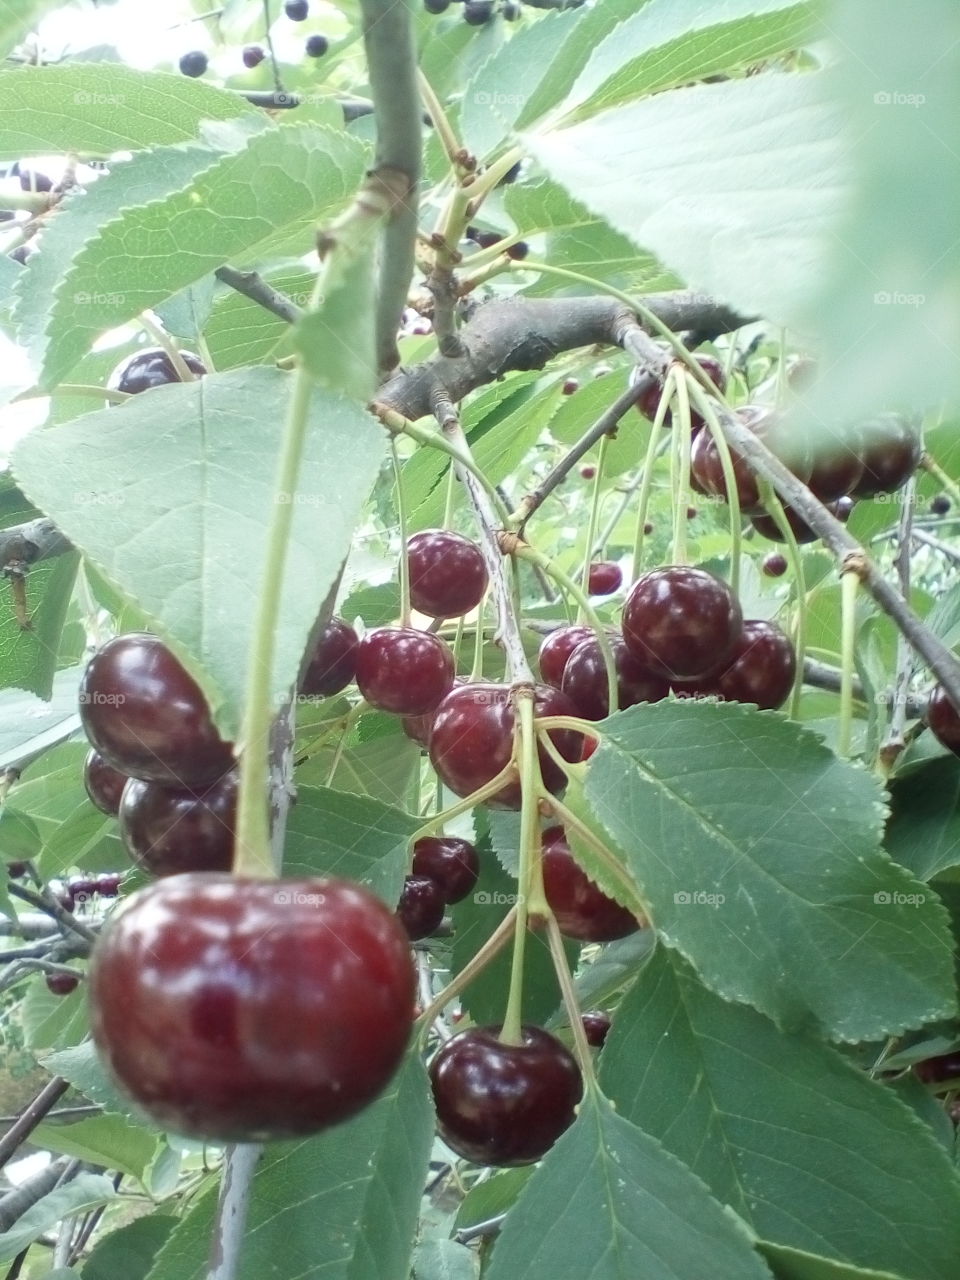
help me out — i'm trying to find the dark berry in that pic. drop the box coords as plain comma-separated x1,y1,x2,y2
564,379,580,397
689,406,810,512
70,877,97,908
914,1052,960,1084
79,633,234,787
305,34,328,57
242,44,265,68
401,709,435,748
931,494,951,516
96,873,122,898
89,873,416,1140
396,875,446,940
621,565,743,681
506,241,529,261
502,1,521,18
429,1024,582,1165
46,973,80,996
428,683,582,809
851,416,922,498
581,1010,611,1048
6,861,28,879
587,562,622,595
762,552,788,578
109,348,206,395
538,625,593,689
928,684,960,756
300,617,359,697
354,628,455,716
425,0,451,10
711,618,796,710
407,529,488,618
178,51,208,78
84,749,128,817
635,354,726,431
750,507,820,545
807,429,864,502
412,836,479,904
466,227,501,250
541,827,639,942
464,0,495,24
561,635,668,721
285,0,309,18
119,772,237,877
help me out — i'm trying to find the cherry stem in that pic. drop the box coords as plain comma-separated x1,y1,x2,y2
838,568,859,757
757,479,807,718
630,382,674,581
577,435,609,622
392,440,412,628
670,374,693,567
544,915,597,1086
13,384,131,406
415,907,517,1040
880,475,916,770
689,383,742,596
416,69,462,171
500,691,542,1047
469,595,486,681
137,313,198,384
920,452,960,511
543,790,650,921
407,760,523,844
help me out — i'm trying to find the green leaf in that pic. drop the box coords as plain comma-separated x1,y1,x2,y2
547,930,656,1029
82,1215,179,1280
283,785,420,907
12,368,386,738
760,1244,906,1280
886,757,960,880
486,1090,773,1280
0,64,258,157
527,73,845,328
599,948,960,1280
583,700,956,1041
0,1173,116,1263
33,1113,157,1183
292,245,377,401
294,726,420,807
145,1051,434,1280
205,267,314,370
340,582,401,629
0,1,57,60
413,1240,480,1280
0,806,40,861
153,277,216,343
568,0,815,118
0,551,80,698
454,1167,534,1230
40,1041,145,1122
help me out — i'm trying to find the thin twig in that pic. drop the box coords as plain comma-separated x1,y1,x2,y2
880,477,917,767
0,1077,70,1171
214,267,303,324
911,526,960,566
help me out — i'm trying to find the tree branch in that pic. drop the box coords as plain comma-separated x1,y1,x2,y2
0,519,72,572
0,1078,70,1172
207,1144,261,1280
214,267,303,325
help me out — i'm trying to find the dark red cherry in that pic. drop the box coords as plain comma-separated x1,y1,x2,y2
242,44,265,68
807,429,864,501
118,772,237,877
587,562,623,595
851,416,922,497
178,50,208,77
931,494,951,516
914,1051,960,1084
635,354,727,430
396,875,446,940
689,406,810,513
46,972,80,996
581,1011,611,1048
300,617,358,697
762,552,788,578
540,827,639,942
406,530,488,619
712,619,796,710
89,873,416,1141
538,625,593,689
429,1024,582,1165
750,506,821,544
412,836,480,904
355,628,455,716
285,0,309,17
6,861,28,879
70,877,97,907
96,873,122,898
401,709,435,748
621,566,743,681
109,348,206,395
565,380,581,398
928,684,960,755
561,636,668,721
83,749,128,816
428,683,582,810
79,633,234,787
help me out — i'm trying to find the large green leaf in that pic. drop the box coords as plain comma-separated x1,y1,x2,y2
583,701,956,1041
599,948,960,1280
885,757,960,881
82,1215,179,1280
205,267,314,370
12,368,386,737
33,1112,157,1183
0,1173,116,1263
486,1089,773,1280
0,64,257,157
0,551,79,698
527,73,845,328
145,1051,434,1280
760,1245,904,1280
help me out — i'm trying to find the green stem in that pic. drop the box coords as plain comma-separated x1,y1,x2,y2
380,410,510,521
544,791,649,917
441,462,456,529
137,314,198,383
417,69,462,170
689,385,742,597
407,760,522,844
758,481,807,719
500,692,542,1047
921,453,960,511
578,435,609,621
392,440,412,627
670,374,693,567
630,389,674,581
544,916,596,1085
838,568,859,757
415,908,517,1043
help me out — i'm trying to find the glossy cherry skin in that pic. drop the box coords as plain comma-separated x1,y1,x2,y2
178,51,208,77
412,836,480,904
79,633,234,787
429,1024,582,1166
914,1051,960,1084
406,530,488,619
284,0,309,17
429,683,582,810
635,355,727,430
561,636,668,721
581,1011,611,1048
300,617,358,697
807,430,864,501
750,506,821,545
538,625,593,689
401,708,434,748
6,862,27,879
109,348,206,395
46,973,80,996
354,628,455,716
89,873,416,1141
689,407,810,513
242,44,265,67
621,566,743,681
119,772,237,877
540,827,639,942
396,875,446,940
762,552,788,578
928,685,960,756
587,562,623,596
96,873,122,898
83,749,129,816
851,416,922,497
711,619,796,710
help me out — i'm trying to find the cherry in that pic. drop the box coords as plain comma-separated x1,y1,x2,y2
540,827,639,942
502,0,521,17
834,496,855,523
564,380,581,397
242,44,265,68
635,354,727,430
689,406,810,513
425,0,451,11
406,529,488,618
6,862,27,879
412,836,480,904
178,51,208,78
851,416,922,497
305,34,329,56
621,565,743,681
396,875,446,940
580,465,596,481
354,628,455,716
762,552,788,578
79,633,235,787
581,1011,611,1048
401,708,434,748
750,506,821,545
587,562,622,595
430,1024,581,1165
119,772,237,877
70,877,98,908
807,430,864,501
561,636,668,721
466,227,501,250
46,973,80,997
96,873,122,898
931,494,951,516
711,619,796,710
506,241,529,261
109,348,206,395
89,873,416,1141
428,683,582,810
300,617,358,697
914,1052,960,1084
538,625,593,689
285,0,309,17
83,749,128,816
928,684,960,756
464,0,495,24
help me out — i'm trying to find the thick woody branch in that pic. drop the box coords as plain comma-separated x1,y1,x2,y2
0,519,71,570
